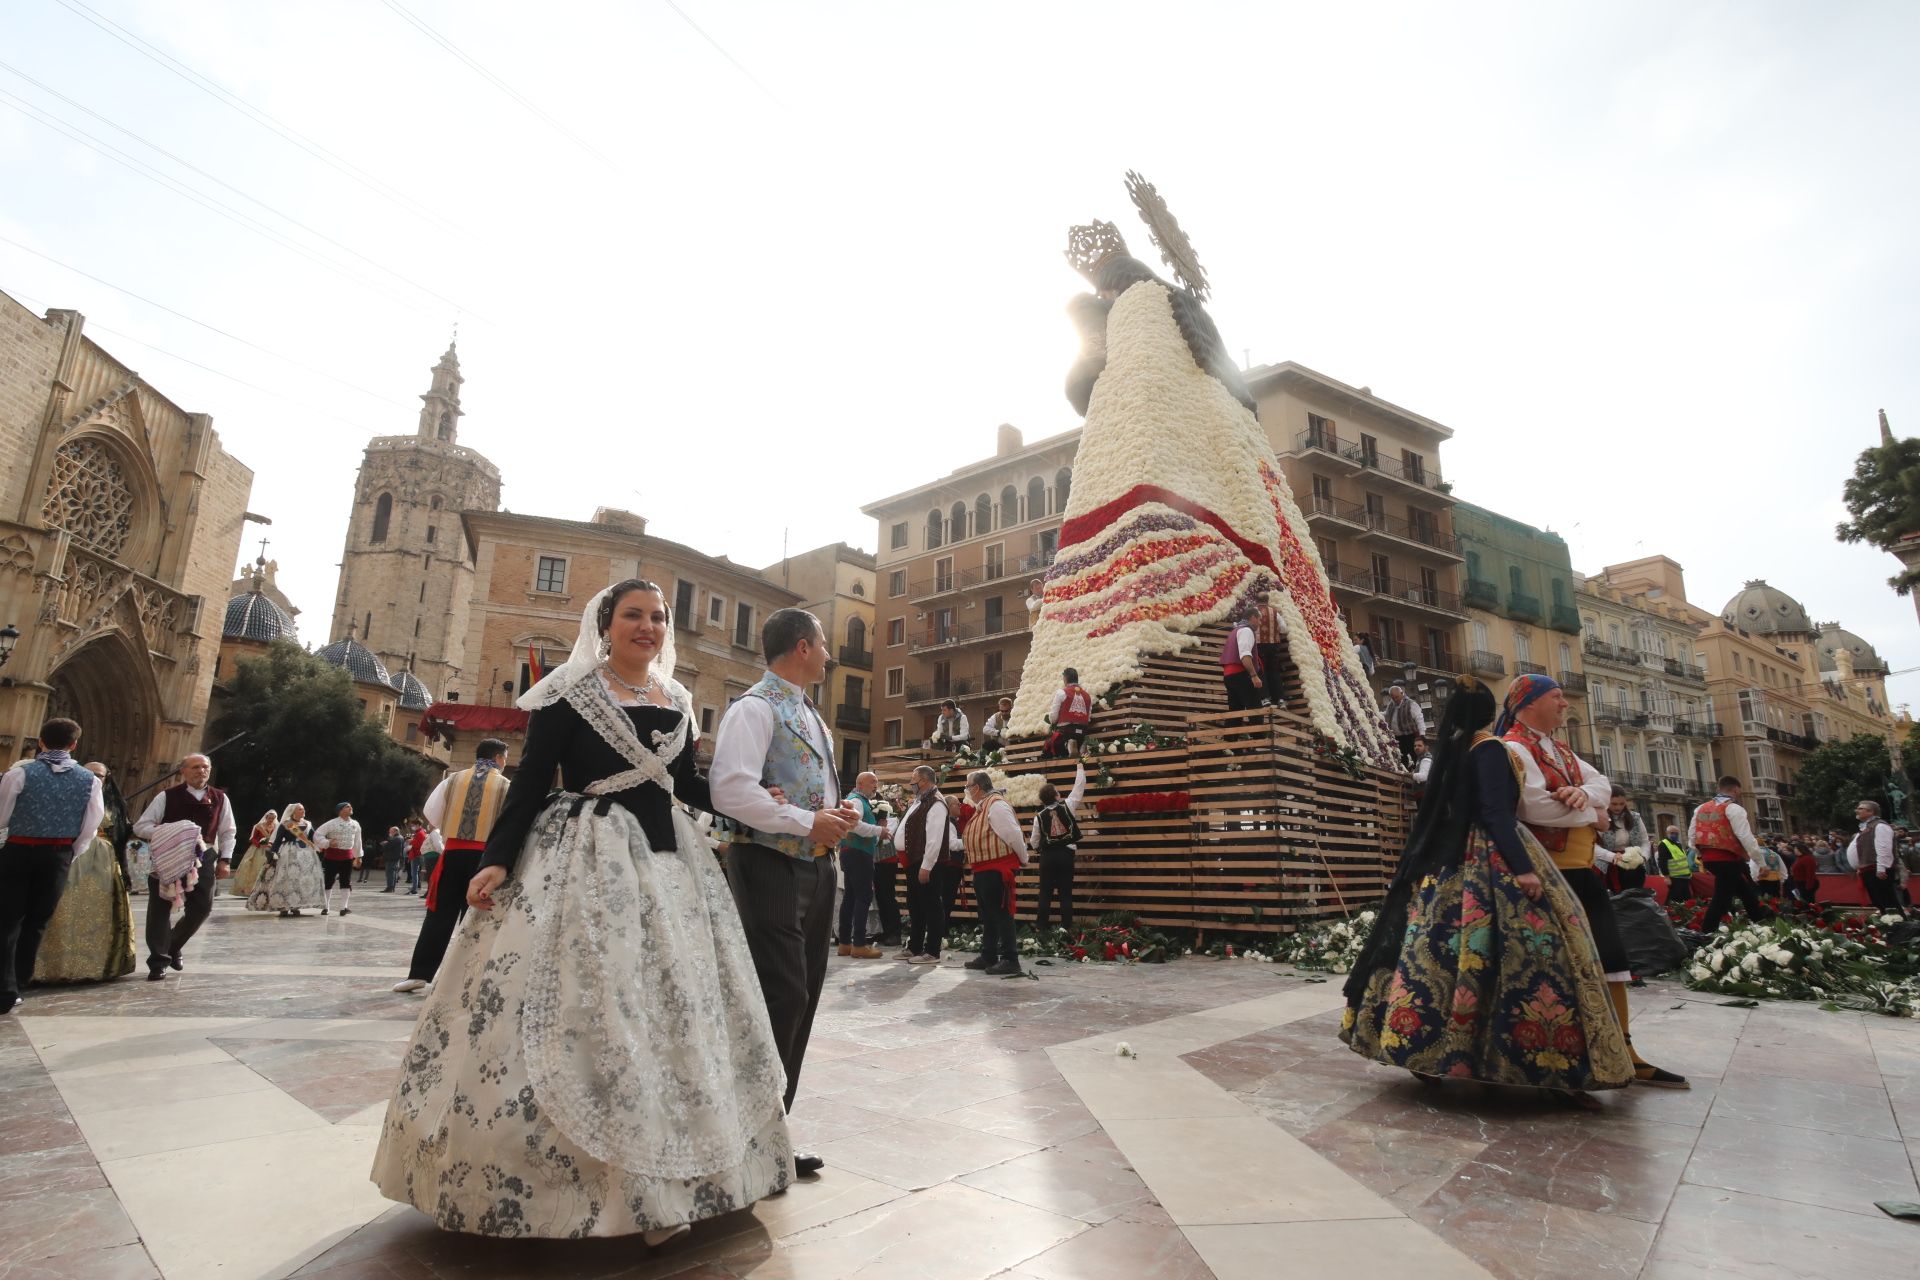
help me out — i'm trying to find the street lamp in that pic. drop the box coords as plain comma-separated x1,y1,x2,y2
0,623,17,668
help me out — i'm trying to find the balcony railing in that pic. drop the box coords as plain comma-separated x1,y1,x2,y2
1549,604,1582,635
1359,512,1461,557
1305,494,1368,528
1292,432,1448,496
1514,660,1547,676
835,705,871,732
838,645,873,671
908,616,1030,654
1378,577,1465,617
1463,578,1499,611
1558,670,1587,693
1372,634,1460,676
1593,706,1649,727
907,550,1055,603
1582,636,1639,667
1661,656,1707,682
1505,591,1544,624
1469,650,1506,676
905,668,1018,707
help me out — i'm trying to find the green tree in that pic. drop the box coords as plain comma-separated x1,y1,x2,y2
1786,733,1894,830
206,641,440,838
1836,436,1920,594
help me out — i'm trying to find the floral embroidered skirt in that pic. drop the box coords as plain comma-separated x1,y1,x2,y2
1340,829,1633,1091
246,845,324,912
370,796,792,1238
35,836,136,983
229,845,268,897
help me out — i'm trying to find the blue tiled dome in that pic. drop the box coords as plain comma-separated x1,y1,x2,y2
317,636,392,685
390,669,433,710
223,591,296,643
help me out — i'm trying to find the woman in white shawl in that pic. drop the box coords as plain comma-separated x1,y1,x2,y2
247,803,324,916
371,580,790,1244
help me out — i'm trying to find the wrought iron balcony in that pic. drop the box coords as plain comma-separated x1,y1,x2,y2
1373,633,1460,675
1558,670,1587,693
835,704,871,732
1550,604,1582,635
1358,511,1462,559
1463,578,1500,611
1582,636,1639,668
1294,430,1366,472
1662,656,1707,682
838,645,873,671
1505,591,1544,624
908,615,1030,655
1469,649,1506,676
1375,576,1465,619
1305,494,1368,529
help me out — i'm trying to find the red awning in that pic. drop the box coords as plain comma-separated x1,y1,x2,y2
419,702,530,743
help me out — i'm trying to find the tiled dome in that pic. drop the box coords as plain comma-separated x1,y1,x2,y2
223,590,296,643
1813,623,1890,676
317,635,392,685
1720,580,1813,637
390,669,433,710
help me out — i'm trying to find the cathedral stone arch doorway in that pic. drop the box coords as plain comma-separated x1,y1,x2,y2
47,631,160,789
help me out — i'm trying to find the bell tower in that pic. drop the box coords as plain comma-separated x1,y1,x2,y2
328,341,501,705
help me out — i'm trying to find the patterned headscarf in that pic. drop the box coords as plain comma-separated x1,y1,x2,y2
1494,673,1561,736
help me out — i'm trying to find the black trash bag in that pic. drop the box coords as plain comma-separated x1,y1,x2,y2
1610,886,1691,976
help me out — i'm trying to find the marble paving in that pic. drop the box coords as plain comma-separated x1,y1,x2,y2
3,889,1918,1278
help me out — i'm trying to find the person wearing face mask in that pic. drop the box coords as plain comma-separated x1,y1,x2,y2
374,580,795,1245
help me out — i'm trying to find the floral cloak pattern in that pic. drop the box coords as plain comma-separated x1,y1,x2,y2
1341,825,1633,1090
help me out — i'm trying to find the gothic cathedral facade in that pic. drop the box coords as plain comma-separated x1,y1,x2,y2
329,344,500,704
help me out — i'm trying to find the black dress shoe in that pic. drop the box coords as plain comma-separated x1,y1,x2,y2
962,956,992,971
146,968,166,982
985,959,1022,976
794,1154,825,1177
167,956,183,971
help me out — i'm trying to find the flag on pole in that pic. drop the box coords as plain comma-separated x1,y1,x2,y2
528,643,543,685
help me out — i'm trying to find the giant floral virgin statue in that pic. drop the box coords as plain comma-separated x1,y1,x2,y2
1010,174,1397,769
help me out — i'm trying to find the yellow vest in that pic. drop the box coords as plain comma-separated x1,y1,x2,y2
962,794,1019,867
442,766,510,843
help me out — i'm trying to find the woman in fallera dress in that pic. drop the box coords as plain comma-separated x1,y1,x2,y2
247,803,324,916
35,762,137,984
371,580,791,1245
1340,676,1632,1100
230,809,277,897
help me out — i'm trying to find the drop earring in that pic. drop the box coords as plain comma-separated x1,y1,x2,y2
596,634,611,661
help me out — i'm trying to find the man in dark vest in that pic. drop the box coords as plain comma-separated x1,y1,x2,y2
132,752,235,981
0,719,104,1012
1848,800,1903,914
394,738,511,993
896,764,961,963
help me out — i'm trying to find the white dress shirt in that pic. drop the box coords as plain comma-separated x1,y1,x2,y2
1030,764,1088,849
133,784,235,859
981,795,1030,866
1689,798,1765,860
893,790,961,871
311,816,364,856
1848,820,1896,873
1230,624,1257,665
982,712,1011,741
1502,736,1613,860
1411,755,1433,785
710,672,838,840
422,776,452,830
842,790,884,841
0,762,105,857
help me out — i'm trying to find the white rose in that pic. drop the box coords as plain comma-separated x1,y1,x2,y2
1690,966,1711,981
1741,953,1764,974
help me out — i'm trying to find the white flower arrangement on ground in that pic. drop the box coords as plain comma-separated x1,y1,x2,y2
1685,918,1919,1016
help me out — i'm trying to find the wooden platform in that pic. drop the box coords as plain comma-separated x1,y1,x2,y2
873,625,1413,937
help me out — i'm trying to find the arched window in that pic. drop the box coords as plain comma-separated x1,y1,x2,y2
1026,476,1048,520
847,616,867,651
950,500,968,542
926,509,944,550
975,493,993,536
430,495,443,511
370,493,393,543
437,411,452,441
1054,467,1072,512
1001,484,1019,526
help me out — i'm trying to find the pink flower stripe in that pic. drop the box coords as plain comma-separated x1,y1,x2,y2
1046,534,1224,603
1087,562,1255,637
1043,546,1239,626
1049,510,1202,577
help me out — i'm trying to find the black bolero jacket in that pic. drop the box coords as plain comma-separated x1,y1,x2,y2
481,699,711,872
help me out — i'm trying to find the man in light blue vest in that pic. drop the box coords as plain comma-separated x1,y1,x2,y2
711,608,860,1180
0,718,104,1013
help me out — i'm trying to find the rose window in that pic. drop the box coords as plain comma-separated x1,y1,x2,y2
43,437,136,558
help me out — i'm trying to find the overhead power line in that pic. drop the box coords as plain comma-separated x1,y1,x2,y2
379,0,618,170
0,90,476,323
48,0,461,235
0,61,484,323
660,0,781,104
0,232,414,410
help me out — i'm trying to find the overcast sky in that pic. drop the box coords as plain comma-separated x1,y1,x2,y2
4,1,1917,711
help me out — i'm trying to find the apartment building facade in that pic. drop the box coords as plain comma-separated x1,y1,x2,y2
1574,559,1716,833
863,425,1077,752
1452,501,1587,733
1250,363,1466,707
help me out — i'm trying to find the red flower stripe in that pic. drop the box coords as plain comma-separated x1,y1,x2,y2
1059,485,1282,581
1047,534,1222,602
1087,562,1255,637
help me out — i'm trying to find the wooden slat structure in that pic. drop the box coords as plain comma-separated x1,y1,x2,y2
873,625,1413,937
